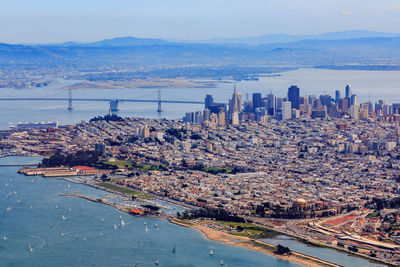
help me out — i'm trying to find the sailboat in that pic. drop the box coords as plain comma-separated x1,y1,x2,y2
3,236,7,240
69,208,72,212
55,205,58,209
6,207,11,211
155,223,159,230
121,218,125,227
145,226,148,232
220,260,224,265
209,249,214,256
172,245,176,253
99,232,103,237
101,217,104,222
29,245,33,253
154,260,159,265
144,220,147,225
114,224,117,230
61,215,66,220
5,183,7,187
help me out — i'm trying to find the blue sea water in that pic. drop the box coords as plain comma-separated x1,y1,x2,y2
0,157,300,267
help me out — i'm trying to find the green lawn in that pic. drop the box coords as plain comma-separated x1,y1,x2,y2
216,221,279,238
96,182,153,199
103,161,166,172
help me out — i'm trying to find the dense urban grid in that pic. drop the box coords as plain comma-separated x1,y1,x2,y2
2,85,400,264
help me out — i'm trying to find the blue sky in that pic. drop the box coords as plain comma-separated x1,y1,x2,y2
1,0,400,43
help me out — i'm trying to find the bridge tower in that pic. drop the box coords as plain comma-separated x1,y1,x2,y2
157,89,162,113
68,88,73,111
109,100,119,113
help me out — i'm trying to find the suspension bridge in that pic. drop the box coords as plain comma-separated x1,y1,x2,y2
0,89,204,113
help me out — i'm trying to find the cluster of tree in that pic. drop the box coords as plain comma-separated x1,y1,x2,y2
275,244,291,255
177,207,245,223
89,114,124,122
40,150,102,167
365,197,400,210
348,245,358,252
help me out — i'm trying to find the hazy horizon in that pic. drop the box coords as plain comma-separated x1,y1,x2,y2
2,0,400,44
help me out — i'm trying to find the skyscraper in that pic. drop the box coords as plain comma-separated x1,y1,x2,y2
252,93,262,112
229,85,242,115
350,94,357,106
267,93,275,115
282,101,292,120
205,95,214,109
287,85,300,109
345,85,352,98
335,90,341,103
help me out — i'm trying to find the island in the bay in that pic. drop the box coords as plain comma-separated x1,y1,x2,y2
2,85,400,266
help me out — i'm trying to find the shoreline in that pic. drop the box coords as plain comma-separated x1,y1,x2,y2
169,218,341,267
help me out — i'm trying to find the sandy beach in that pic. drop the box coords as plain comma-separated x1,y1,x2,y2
169,219,341,267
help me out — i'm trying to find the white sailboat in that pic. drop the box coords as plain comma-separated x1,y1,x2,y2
3,236,7,240
209,249,214,256
121,218,125,227
99,232,103,237
144,220,147,225
145,226,148,232
220,260,224,265
61,215,66,220
114,224,117,230
155,223,159,230
154,260,159,265
55,205,58,209
6,207,11,211
101,217,104,222
29,245,33,253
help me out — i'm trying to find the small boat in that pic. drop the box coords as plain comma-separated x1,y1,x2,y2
6,207,11,211
5,183,7,187
3,236,7,240
82,237,88,241
209,249,213,256
16,199,21,203
121,218,125,227
55,205,58,209
29,245,33,253
13,190,16,195
60,233,65,237
61,216,66,220
30,206,33,209
67,184,71,188
145,226,148,232
155,260,159,265
101,217,104,222
220,260,224,265
99,232,103,237
144,221,147,225
172,245,176,253
114,224,117,230
69,208,72,212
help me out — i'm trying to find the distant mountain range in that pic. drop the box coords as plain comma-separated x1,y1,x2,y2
201,30,400,45
1,30,400,76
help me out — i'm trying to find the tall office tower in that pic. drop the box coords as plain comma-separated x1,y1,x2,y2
267,93,275,115
308,95,317,106
217,111,225,126
275,97,284,113
300,96,308,105
350,95,357,106
338,98,350,113
252,93,262,112
319,94,332,108
229,85,242,115
203,108,211,121
205,95,214,109
335,90,341,103
287,85,300,109
231,112,239,125
392,104,400,115
282,101,292,120
375,102,383,116
345,84,352,98
350,105,359,119
382,105,390,116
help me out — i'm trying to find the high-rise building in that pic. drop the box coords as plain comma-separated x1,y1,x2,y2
229,85,242,115
335,90,341,103
252,93,262,112
287,85,300,109
267,93,275,115
282,101,292,120
319,94,332,109
350,94,357,106
231,112,239,125
205,95,214,109
345,84,352,98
